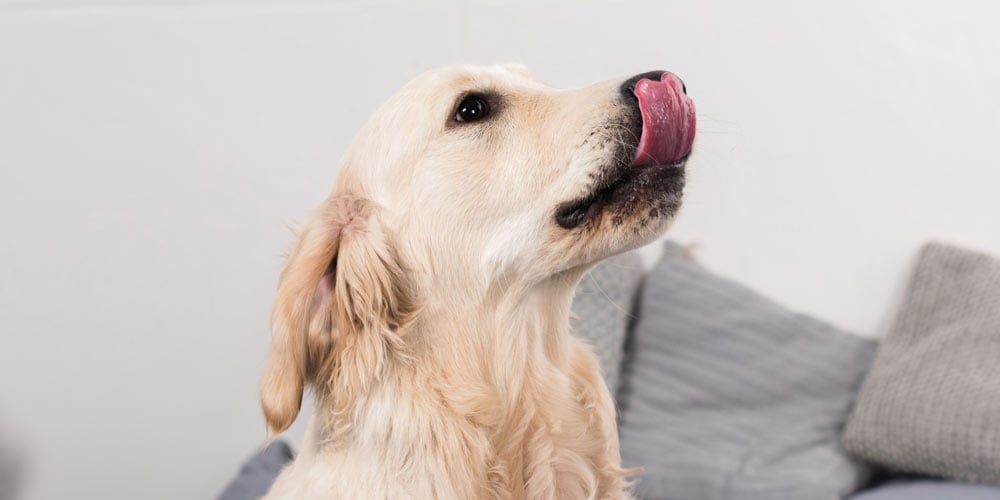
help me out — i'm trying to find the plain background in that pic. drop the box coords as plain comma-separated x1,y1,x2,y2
1,1,998,499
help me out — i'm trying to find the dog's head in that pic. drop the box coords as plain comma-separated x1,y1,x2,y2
261,64,695,434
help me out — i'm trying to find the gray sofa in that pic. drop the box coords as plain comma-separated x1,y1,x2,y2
220,241,1000,499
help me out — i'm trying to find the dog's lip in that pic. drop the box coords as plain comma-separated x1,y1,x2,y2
554,157,688,230
631,73,696,168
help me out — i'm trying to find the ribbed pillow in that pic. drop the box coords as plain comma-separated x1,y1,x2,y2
843,242,1000,484
618,242,876,500
571,250,646,391
217,441,294,500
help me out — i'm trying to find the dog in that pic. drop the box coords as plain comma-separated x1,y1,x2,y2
259,64,695,499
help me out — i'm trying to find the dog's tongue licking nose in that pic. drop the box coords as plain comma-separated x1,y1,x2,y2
631,72,696,167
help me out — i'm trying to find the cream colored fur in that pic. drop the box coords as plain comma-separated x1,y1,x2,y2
260,65,680,499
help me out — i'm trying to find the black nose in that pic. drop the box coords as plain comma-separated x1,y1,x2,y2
620,70,686,100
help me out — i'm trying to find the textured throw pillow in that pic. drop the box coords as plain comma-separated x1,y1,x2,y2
218,441,294,500
571,250,646,391
618,242,877,500
843,242,1000,484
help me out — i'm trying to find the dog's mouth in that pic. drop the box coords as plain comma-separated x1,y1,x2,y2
556,72,696,230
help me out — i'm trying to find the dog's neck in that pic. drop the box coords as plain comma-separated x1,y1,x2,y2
310,268,588,442
296,267,626,498
419,269,585,387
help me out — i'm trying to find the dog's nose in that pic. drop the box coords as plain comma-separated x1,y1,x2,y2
621,71,686,99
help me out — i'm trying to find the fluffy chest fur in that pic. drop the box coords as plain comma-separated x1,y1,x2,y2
264,334,627,500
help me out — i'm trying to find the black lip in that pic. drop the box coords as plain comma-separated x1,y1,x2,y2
555,154,688,230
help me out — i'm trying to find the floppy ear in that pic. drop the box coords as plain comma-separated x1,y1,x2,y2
259,196,416,435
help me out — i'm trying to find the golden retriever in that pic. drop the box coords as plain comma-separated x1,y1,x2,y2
259,64,695,499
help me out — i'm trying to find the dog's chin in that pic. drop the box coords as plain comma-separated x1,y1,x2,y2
554,156,687,233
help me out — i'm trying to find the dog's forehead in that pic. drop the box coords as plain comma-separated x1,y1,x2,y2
403,65,550,98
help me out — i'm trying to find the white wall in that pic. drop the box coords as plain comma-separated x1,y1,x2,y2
1,1,998,499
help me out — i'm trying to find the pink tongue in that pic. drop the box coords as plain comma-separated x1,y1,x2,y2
631,73,696,167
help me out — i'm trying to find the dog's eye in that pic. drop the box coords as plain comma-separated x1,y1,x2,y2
454,95,490,123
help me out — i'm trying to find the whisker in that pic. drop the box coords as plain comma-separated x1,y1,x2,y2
583,272,638,321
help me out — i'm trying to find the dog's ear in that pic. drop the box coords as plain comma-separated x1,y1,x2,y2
259,196,416,435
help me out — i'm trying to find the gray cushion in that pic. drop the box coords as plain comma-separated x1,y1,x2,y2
618,242,877,500
0,431,21,500
851,479,1000,499
571,250,646,391
217,441,293,500
843,242,1000,484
